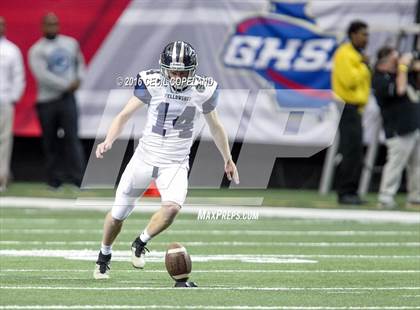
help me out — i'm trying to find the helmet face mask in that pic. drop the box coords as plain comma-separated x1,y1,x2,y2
160,41,197,91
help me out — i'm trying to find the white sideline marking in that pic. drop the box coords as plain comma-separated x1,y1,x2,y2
0,250,418,261
0,250,317,264
1,269,419,274
1,196,419,223
1,240,419,247
1,229,419,237
1,306,420,310
1,286,420,291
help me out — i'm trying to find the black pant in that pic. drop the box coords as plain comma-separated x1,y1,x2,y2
36,93,85,187
336,104,363,197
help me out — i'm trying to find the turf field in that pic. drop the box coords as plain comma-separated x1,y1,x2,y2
0,203,419,309
3,182,420,210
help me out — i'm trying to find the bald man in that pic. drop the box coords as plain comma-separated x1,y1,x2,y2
29,13,85,189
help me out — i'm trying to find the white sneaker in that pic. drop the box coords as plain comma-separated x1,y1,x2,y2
377,200,397,209
93,252,111,279
131,237,149,269
93,263,110,279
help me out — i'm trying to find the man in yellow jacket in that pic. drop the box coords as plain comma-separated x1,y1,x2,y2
332,20,370,205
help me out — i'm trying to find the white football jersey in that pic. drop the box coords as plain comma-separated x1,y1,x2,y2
133,69,218,167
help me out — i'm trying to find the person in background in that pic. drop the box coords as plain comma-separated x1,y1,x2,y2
373,46,420,209
0,16,25,192
28,13,85,189
332,20,371,205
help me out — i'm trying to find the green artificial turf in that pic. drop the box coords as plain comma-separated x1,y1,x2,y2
1,182,417,210
0,206,419,309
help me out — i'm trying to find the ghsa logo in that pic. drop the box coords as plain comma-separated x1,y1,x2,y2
223,1,338,107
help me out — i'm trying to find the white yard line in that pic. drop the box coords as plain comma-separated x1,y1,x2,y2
0,218,199,224
0,229,418,236
40,277,87,280
1,286,420,291
1,197,419,223
1,269,419,274
0,250,418,261
1,306,420,310
2,217,401,226
1,229,419,237
0,250,317,264
1,240,419,247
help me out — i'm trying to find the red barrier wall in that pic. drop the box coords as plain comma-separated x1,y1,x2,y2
0,0,130,136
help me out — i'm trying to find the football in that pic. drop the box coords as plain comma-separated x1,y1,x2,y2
165,242,192,282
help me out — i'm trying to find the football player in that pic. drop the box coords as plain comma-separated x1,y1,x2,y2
94,41,239,279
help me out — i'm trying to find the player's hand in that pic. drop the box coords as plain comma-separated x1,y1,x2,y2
225,158,240,184
96,141,112,159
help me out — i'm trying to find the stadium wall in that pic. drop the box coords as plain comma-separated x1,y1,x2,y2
11,138,393,191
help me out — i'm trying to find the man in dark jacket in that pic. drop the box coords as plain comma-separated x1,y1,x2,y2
372,46,420,208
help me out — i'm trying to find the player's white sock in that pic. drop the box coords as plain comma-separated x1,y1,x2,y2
100,243,112,255
139,230,151,244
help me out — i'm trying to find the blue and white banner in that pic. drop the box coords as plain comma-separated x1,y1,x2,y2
223,1,337,108
78,0,416,146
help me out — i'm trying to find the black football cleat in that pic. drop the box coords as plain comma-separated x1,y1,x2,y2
93,252,111,279
131,237,149,269
174,281,198,287
338,194,365,205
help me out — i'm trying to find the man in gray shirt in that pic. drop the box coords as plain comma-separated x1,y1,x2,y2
29,12,85,188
